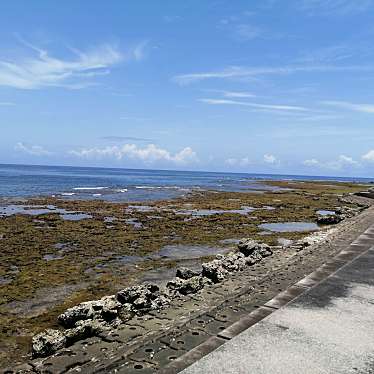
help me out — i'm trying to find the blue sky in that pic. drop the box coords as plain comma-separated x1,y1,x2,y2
1,0,374,176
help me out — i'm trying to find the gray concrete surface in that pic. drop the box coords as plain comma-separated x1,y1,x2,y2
181,246,374,374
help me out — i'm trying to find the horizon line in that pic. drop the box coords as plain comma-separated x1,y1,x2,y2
1,161,373,181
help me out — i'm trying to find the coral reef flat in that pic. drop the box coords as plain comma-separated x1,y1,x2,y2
0,180,371,368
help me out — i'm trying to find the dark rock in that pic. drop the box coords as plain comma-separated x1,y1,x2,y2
238,239,272,258
176,267,200,280
317,214,342,225
32,329,66,358
167,275,206,295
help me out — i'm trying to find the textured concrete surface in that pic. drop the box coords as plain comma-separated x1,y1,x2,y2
182,246,374,374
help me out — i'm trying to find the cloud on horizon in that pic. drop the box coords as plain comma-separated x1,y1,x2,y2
15,142,52,156
69,143,198,165
303,154,360,170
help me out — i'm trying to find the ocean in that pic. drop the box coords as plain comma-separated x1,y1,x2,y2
0,163,372,202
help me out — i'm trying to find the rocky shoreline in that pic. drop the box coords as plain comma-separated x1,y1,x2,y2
8,198,368,373
1,181,373,371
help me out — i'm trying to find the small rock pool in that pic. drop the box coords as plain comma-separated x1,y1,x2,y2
259,221,319,233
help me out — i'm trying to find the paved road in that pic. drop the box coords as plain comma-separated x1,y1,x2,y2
182,234,374,373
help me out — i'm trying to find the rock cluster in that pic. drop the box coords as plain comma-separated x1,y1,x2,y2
117,283,169,313
32,239,274,358
32,284,168,357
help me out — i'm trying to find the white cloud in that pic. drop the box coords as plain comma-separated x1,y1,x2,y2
303,158,320,166
222,91,256,98
0,39,145,90
15,142,52,156
173,65,374,85
362,150,374,162
303,155,360,170
225,157,251,167
200,98,308,112
322,100,374,113
69,144,198,165
264,154,278,164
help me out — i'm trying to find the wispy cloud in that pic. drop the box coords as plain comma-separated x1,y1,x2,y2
222,91,256,98
15,142,52,156
322,100,374,113
200,98,309,112
69,144,198,165
297,44,356,64
173,65,374,85
0,38,144,90
101,136,153,142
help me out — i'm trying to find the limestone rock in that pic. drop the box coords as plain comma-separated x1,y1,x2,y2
32,329,66,358
116,283,169,314
202,259,228,283
58,295,121,328
245,251,263,265
65,319,111,344
176,267,200,280
220,252,246,272
167,275,206,295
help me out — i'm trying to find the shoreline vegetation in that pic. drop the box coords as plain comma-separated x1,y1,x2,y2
1,180,373,369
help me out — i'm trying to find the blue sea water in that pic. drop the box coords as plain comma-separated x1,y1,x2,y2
0,164,372,202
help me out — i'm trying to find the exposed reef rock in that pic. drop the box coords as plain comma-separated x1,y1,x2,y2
167,275,207,295
58,295,121,328
176,267,200,280
32,329,67,358
31,240,278,357
116,283,169,314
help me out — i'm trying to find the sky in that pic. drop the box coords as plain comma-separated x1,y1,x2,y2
1,0,374,177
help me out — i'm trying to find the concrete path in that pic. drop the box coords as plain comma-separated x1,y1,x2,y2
181,232,374,373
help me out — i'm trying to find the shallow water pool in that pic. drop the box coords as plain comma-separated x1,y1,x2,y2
259,222,319,232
